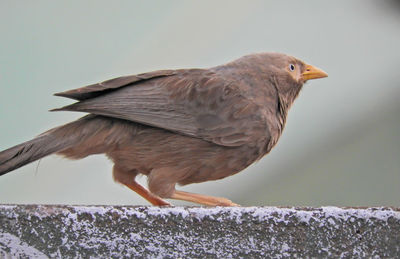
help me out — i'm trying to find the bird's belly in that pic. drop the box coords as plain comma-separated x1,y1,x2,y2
108,127,261,186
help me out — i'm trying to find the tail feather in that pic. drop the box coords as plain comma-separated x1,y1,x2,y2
0,115,99,176
0,135,63,175
0,114,138,176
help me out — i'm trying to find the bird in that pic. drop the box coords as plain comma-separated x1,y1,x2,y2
0,52,327,206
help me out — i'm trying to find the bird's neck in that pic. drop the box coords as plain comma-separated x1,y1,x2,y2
265,79,303,153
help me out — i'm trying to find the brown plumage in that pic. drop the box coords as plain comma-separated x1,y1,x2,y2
0,52,327,206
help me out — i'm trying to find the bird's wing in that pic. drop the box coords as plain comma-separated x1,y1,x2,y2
54,70,177,100
53,69,269,147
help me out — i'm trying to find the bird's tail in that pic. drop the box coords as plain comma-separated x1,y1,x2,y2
0,115,109,176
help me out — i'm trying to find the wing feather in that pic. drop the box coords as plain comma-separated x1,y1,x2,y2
54,70,176,100
53,69,269,147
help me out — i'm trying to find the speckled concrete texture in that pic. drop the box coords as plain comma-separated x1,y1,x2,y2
0,205,399,258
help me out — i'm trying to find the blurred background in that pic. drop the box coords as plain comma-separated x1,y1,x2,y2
0,1,399,207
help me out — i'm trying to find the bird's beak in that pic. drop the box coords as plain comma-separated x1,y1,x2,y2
302,64,328,81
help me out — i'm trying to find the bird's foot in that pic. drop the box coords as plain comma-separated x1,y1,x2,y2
153,199,172,206
170,190,240,207
215,198,240,207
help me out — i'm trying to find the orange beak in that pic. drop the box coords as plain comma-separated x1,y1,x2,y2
302,64,328,81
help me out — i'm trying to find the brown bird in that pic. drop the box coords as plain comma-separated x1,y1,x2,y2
0,53,327,206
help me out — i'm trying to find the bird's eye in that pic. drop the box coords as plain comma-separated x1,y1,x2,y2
289,64,295,71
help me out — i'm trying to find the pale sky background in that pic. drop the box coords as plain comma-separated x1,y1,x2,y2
0,1,399,206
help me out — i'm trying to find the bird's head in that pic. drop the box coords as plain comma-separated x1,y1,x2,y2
260,52,328,86
285,56,327,85
215,52,328,104
250,52,328,103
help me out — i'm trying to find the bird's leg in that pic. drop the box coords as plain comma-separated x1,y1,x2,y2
124,181,171,206
147,167,238,206
170,190,239,206
113,165,170,206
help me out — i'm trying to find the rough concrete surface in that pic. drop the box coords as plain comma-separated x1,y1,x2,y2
0,205,399,258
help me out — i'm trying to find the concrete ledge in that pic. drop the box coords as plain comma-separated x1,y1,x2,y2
0,205,399,258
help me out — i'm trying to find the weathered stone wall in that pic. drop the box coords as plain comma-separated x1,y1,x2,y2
0,205,399,258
